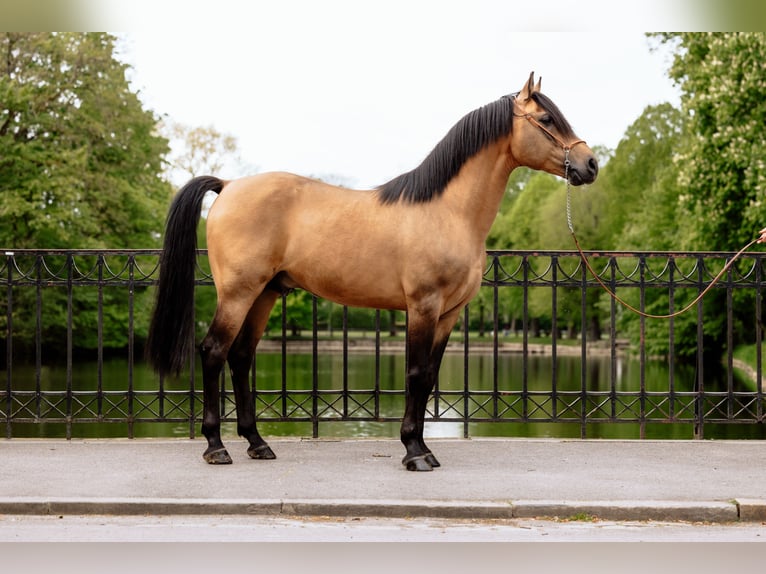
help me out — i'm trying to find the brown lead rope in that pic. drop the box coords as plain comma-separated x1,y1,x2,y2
512,93,763,319
566,179,762,320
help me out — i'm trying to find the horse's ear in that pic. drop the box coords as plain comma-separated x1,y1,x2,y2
518,71,536,101
533,76,542,93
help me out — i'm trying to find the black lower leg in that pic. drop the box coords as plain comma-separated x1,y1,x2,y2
200,338,232,464
401,365,435,471
234,393,275,460
400,328,451,471
229,354,275,460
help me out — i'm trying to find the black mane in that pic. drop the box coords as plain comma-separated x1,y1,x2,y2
376,91,575,205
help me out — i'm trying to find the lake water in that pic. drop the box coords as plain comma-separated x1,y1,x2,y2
7,351,764,440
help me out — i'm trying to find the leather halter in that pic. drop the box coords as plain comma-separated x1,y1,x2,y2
510,94,586,152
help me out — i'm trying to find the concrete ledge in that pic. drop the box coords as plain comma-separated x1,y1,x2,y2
0,497,283,517
0,496,745,522
280,499,514,520
736,499,766,522
511,500,740,523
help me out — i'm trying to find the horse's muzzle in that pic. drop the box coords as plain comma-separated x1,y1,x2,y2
569,155,599,186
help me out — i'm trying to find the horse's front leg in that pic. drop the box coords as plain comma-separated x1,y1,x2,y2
400,307,462,471
418,333,452,468
400,310,438,471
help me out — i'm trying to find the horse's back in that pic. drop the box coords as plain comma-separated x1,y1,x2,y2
205,172,378,282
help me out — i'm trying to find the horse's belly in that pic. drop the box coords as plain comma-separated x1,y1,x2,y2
281,267,407,311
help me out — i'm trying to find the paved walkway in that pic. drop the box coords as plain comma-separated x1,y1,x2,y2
2,438,765,522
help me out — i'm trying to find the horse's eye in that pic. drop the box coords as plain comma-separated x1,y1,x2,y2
539,114,553,126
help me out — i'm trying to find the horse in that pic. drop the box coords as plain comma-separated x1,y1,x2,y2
146,72,598,471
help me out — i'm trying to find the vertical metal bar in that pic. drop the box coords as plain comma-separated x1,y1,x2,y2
189,283,196,439
374,309,381,420
312,295,318,438
694,256,705,440
281,293,288,418
522,256,529,421
492,255,499,420
97,255,104,420
668,258,676,420
342,305,349,421
66,254,73,440
462,304,470,438
639,256,646,439
580,254,588,439
609,257,617,421
188,266,196,440
433,310,441,422
5,252,14,439
756,258,763,420
35,256,42,421
127,254,135,438
726,259,734,420
551,256,558,420
251,333,257,420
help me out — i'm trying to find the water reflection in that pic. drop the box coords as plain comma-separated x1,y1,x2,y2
7,351,764,440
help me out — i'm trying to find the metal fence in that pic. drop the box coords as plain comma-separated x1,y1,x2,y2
2,248,765,440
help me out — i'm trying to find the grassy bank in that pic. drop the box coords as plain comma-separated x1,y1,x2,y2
733,344,762,391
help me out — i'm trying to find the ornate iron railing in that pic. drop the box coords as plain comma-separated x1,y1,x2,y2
2,249,765,440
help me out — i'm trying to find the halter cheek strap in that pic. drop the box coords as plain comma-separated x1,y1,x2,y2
508,93,586,152
512,108,586,152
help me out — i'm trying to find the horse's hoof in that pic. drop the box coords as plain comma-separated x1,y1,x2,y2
203,447,233,465
247,444,276,460
424,453,441,468
402,455,433,472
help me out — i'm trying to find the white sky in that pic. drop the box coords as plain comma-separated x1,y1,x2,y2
105,1,690,189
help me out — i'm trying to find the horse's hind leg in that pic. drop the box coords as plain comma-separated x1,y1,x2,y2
228,289,280,460
199,294,258,464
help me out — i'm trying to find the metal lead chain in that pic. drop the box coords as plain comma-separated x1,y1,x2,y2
564,148,574,234
563,144,762,320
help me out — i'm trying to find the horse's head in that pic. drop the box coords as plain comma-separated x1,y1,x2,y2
509,72,598,186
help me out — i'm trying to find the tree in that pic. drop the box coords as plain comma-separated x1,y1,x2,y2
0,33,172,249
591,104,683,251
580,103,686,356
162,121,253,185
654,33,766,251
0,33,172,356
647,33,766,358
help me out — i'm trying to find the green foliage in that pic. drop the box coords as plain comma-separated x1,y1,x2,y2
655,33,766,250
0,33,172,249
1,33,173,357
653,33,766,357
597,103,683,251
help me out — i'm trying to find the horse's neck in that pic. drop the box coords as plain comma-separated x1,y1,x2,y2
442,141,516,243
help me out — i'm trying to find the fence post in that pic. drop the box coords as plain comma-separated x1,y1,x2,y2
4,252,13,439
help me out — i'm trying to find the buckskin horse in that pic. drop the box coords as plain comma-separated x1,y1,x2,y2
146,72,598,471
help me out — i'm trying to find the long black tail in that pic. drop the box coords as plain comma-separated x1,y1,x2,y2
146,175,225,377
